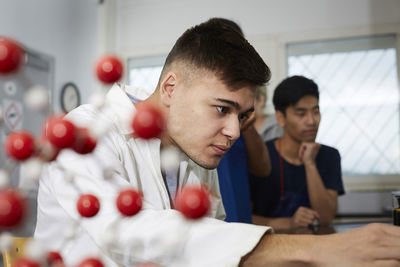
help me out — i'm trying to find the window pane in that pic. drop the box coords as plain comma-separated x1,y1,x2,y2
129,66,163,95
127,55,166,96
287,36,400,175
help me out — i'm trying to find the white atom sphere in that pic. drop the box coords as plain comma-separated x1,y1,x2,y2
0,169,10,188
25,239,46,261
0,232,14,251
24,86,49,112
39,141,58,162
22,158,43,182
103,167,114,180
63,171,75,183
101,228,117,247
63,225,76,239
89,91,106,109
160,147,181,173
89,120,110,139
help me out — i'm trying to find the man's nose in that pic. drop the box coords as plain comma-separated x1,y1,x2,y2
221,115,241,142
306,112,317,125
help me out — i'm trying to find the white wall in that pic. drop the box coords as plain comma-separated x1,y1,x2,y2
115,0,400,50
111,0,400,110
0,0,99,111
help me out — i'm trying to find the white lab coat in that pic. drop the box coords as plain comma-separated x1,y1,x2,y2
34,84,270,267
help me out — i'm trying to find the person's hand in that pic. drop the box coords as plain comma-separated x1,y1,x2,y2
240,111,256,132
290,206,320,228
298,142,320,165
316,223,400,266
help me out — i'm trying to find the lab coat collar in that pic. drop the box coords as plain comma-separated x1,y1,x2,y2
105,83,151,135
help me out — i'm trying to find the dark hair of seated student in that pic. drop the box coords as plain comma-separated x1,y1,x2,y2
273,75,319,115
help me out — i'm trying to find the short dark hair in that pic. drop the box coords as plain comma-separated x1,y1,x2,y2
159,18,270,90
273,75,319,114
211,18,244,36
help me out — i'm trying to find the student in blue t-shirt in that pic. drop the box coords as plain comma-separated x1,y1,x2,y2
250,75,345,230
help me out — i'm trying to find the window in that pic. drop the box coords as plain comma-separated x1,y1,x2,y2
127,55,166,96
287,35,400,176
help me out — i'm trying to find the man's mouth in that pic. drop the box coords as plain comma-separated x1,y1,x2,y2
211,145,230,156
304,129,317,135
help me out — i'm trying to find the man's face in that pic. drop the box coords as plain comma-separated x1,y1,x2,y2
165,71,255,169
279,95,320,143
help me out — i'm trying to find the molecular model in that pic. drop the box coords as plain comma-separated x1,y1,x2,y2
0,36,212,267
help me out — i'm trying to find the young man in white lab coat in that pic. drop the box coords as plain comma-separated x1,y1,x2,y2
35,18,400,267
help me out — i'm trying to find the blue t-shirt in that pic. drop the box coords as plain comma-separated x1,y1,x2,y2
250,139,345,218
217,136,252,223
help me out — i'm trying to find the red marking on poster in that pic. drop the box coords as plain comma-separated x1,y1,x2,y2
4,101,22,130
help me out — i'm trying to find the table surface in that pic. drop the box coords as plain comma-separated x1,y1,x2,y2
275,216,393,235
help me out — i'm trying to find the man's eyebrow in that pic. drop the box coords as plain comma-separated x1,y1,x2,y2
243,107,255,114
294,105,320,111
294,107,306,112
215,98,241,110
214,98,254,113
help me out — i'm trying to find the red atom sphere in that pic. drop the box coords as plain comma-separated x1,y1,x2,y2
46,251,64,266
0,37,24,74
44,116,76,149
131,104,164,139
13,258,41,267
0,189,26,228
77,194,100,218
95,55,123,84
72,127,97,154
175,186,211,220
77,257,104,267
116,188,143,216
4,131,35,161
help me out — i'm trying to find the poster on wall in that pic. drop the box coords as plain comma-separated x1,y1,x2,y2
3,99,23,131
0,44,54,237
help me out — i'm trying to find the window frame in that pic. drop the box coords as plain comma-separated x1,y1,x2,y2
275,24,400,192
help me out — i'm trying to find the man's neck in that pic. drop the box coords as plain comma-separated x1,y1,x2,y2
279,135,302,165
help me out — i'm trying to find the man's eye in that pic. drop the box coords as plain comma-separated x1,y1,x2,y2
239,113,249,121
216,106,229,113
296,113,305,117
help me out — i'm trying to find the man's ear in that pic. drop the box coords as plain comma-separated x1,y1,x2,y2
160,72,177,107
275,110,286,127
